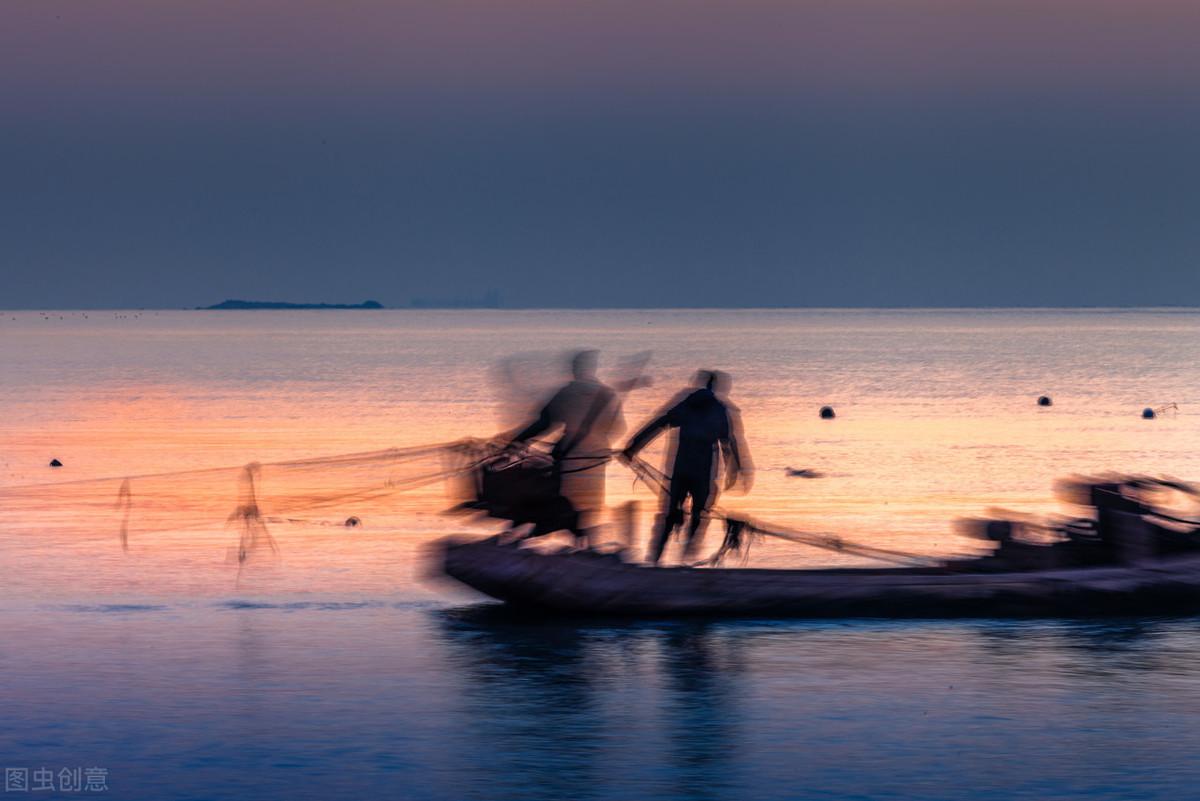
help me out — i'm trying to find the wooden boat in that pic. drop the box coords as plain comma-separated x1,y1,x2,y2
438,534,1200,618
440,471,1200,617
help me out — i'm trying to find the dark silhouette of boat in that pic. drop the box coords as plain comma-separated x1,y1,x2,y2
440,537,1200,617
439,476,1200,618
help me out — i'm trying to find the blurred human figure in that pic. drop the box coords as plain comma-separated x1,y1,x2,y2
509,350,625,547
622,370,751,564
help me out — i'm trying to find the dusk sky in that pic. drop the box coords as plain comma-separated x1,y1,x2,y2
4,0,1200,308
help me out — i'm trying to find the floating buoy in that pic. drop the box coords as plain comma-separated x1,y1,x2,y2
1142,408,1157,420
344,516,361,528
786,468,825,479
1037,395,1053,407
49,458,63,467
819,406,836,420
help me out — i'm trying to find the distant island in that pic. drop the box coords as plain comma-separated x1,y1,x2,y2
201,299,384,310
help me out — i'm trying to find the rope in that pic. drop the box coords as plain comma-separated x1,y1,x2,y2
624,453,671,495
0,439,487,556
708,515,931,567
624,453,929,566
483,440,615,476
0,439,469,496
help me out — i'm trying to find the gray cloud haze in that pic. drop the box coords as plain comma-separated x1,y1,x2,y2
4,1,1200,308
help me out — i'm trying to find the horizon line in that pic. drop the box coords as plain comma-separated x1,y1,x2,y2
5,304,1200,313
2,304,1200,314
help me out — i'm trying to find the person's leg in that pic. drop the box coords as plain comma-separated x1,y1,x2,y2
562,466,605,549
648,477,687,564
682,478,714,560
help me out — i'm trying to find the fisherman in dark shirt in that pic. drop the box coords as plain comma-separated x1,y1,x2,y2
621,370,751,564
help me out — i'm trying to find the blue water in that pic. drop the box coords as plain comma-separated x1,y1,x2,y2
6,600,1200,800
6,309,1200,799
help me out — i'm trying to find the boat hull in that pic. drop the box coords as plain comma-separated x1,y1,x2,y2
439,536,1200,617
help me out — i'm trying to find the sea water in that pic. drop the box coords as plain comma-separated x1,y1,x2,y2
2,309,1200,800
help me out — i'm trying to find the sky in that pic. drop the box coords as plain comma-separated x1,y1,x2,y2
3,0,1200,309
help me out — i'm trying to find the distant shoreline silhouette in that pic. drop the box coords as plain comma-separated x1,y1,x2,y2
201,299,384,310
7,304,1200,313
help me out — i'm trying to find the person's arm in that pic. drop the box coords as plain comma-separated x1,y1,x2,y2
721,406,753,492
555,386,615,459
607,391,627,444
511,409,551,444
510,390,562,444
621,413,670,459
621,389,689,459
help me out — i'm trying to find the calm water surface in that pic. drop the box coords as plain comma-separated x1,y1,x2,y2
2,309,1200,799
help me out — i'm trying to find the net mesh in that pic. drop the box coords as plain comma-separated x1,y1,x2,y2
0,440,486,565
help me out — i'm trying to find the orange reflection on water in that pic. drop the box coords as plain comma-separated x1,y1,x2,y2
2,310,1199,602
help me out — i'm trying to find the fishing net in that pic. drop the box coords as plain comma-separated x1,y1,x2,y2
0,348,655,575
0,440,491,567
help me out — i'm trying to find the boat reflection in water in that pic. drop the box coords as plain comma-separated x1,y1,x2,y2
432,607,1200,801
435,605,744,801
